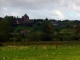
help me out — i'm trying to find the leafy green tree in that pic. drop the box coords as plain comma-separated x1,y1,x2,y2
0,18,11,42
26,32,41,41
78,33,80,40
59,29,73,41
3,16,16,27
42,19,54,35
40,32,53,41
74,25,80,35
41,19,54,41
60,29,73,35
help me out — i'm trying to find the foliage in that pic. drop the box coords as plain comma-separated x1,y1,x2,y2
15,34,22,42
0,42,3,46
78,33,80,40
1,16,80,41
54,26,62,32
25,32,41,41
0,19,11,42
74,25,80,35
41,19,54,35
3,16,16,27
40,33,53,41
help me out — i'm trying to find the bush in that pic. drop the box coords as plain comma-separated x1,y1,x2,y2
0,43,3,46
25,33,41,41
40,33,53,41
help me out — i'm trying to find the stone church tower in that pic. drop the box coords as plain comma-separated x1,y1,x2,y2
22,14,29,22
16,14,30,25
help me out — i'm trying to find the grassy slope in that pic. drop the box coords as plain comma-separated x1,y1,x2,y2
0,45,80,60
14,25,42,33
14,25,33,33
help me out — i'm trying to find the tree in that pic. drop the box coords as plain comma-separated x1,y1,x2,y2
42,19,54,35
59,29,73,41
0,18,11,42
3,16,16,27
41,19,54,41
74,25,80,35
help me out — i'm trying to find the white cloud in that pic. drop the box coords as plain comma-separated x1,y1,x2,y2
77,13,80,18
0,0,80,20
2,7,8,11
55,10,64,19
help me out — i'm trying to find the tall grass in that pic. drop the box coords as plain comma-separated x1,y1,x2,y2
0,44,80,60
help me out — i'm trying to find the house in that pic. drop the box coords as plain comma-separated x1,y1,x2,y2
21,29,30,35
50,20,58,26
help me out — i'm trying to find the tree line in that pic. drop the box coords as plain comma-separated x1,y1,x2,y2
0,16,80,42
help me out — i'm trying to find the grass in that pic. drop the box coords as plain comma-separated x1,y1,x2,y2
14,25,33,33
0,44,80,60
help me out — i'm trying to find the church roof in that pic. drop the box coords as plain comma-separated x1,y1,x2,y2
24,14,29,18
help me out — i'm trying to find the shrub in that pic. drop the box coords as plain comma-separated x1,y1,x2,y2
0,43,3,46
40,33,53,41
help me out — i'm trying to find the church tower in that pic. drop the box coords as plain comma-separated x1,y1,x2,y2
22,14,29,22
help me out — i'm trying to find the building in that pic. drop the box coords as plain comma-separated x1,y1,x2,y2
16,14,30,25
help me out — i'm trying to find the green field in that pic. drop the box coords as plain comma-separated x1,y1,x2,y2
0,44,80,60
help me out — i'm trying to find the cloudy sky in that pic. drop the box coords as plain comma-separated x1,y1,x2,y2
0,0,80,20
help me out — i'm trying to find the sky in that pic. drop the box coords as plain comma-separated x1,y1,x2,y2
0,0,80,20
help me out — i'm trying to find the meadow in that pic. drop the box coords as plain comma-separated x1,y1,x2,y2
0,42,80,60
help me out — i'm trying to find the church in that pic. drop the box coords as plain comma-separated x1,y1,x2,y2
16,14,30,25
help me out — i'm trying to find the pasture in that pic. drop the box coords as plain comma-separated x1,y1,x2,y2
0,41,80,60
